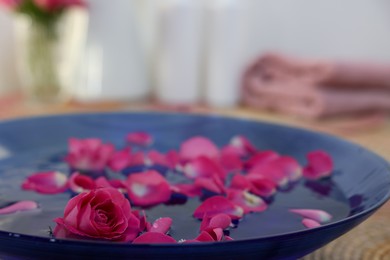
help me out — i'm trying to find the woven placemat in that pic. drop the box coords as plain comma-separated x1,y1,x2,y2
303,212,390,260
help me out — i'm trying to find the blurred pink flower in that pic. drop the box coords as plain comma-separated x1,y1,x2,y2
34,0,85,12
0,0,21,9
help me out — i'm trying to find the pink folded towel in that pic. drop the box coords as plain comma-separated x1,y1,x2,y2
242,53,390,119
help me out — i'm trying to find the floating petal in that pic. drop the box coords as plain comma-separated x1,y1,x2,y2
180,136,219,161
194,175,225,195
245,151,279,171
289,209,332,223
149,217,172,234
107,148,132,172
246,175,277,197
183,156,226,180
170,183,202,198
230,135,257,156
165,150,181,169
303,151,334,180
200,213,231,232
126,132,153,147
230,174,251,191
274,156,303,182
193,196,244,220
0,201,39,215
227,189,267,214
220,147,243,172
302,218,321,229
147,150,169,167
128,151,146,167
69,172,95,193
126,170,172,207
21,171,68,194
132,232,176,244
249,162,288,188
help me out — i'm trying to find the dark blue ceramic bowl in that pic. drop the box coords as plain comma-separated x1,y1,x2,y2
0,112,389,260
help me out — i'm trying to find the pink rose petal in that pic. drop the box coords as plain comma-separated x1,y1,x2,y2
107,148,132,172
273,156,303,182
289,209,332,223
303,151,334,180
193,196,244,220
230,174,251,191
183,156,226,180
193,231,215,242
219,147,243,172
65,138,115,172
132,210,150,232
245,175,277,197
0,201,39,215
194,228,225,242
132,232,176,244
126,132,153,147
170,183,202,198
126,170,172,207
194,175,226,195
229,135,257,156
148,217,173,234
248,162,289,188
21,171,68,194
200,213,231,232
245,151,279,171
165,150,181,169
302,218,322,229
128,151,146,167
69,172,96,193
147,150,168,167
180,136,219,161
227,189,267,214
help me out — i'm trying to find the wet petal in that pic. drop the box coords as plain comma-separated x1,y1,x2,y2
230,174,251,191
0,201,39,215
170,183,202,198
193,196,244,220
194,231,214,242
302,218,321,229
126,170,172,207
180,136,219,161
229,135,257,156
165,150,181,169
219,147,243,173
245,151,279,171
128,151,146,167
183,156,226,180
147,150,169,167
126,132,153,147
107,148,132,172
69,172,95,193
21,171,68,194
303,151,334,180
200,213,231,232
289,209,332,223
249,162,288,188
194,175,225,195
246,175,277,197
273,156,303,182
132,232,176,244
148,217,172,234
227,189,267,214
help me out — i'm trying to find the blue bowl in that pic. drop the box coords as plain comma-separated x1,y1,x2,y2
0,112,389,260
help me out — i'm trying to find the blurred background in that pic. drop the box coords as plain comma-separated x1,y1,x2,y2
0,0,389,119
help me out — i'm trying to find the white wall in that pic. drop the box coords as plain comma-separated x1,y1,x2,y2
0,10,19,94
245,0,390,62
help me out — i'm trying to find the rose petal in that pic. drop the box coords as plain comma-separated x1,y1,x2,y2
200,213,231,232
230,174,251,191
126,170,172,207
170,183,202,198
148,217,172,234
132,232,176,244
194,231,214,242
227,189,267,214
193,196,244,220
180,136,219,161
147,150,169,167
21,171,68,194
126,132,153,147
194,175,225,195
248,162,289,188
107,148,132,172
289,209,332,223
69,172,95,193
219,147,243,172
128,151,146,167
165,150,181,169
230,135,257,156
245,175,277,197
195,228,224,242
302,218,322,229
273,156,303,182
303,151,334,180
245,151,279,171
183,156,226,180
0,201,39,215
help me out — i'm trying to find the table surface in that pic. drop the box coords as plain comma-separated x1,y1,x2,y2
0,95,389,259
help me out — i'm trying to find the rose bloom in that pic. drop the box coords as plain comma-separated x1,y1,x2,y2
54,187,141,242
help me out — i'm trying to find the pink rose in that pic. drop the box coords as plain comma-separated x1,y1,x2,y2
0,0,21,9
54,187,141,242
34,0,85,12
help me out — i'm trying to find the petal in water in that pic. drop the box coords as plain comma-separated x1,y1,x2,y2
147,150,169,167
248,162,289,188
302,218,321,229
274,156,303,182
200,213,231,232
219,147,243,173
193,196,244,220
107,148,132,172
180,136,219,161
194,175,225,195
21,171,68,194
289,209,332,223
0,201,39,215
183,156,226,180
303,150,333,180
246,175,277,197
148,217,173,234
165,150,181,169
132,232,176,244
227,189,267,214
245,151,279,171
170,183,202,198
69,172,95,193
126,170,172,207
229,135,257,156
230,174,251,191
126,132,153,147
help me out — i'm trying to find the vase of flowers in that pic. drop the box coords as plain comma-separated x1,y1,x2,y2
0,0,86,104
